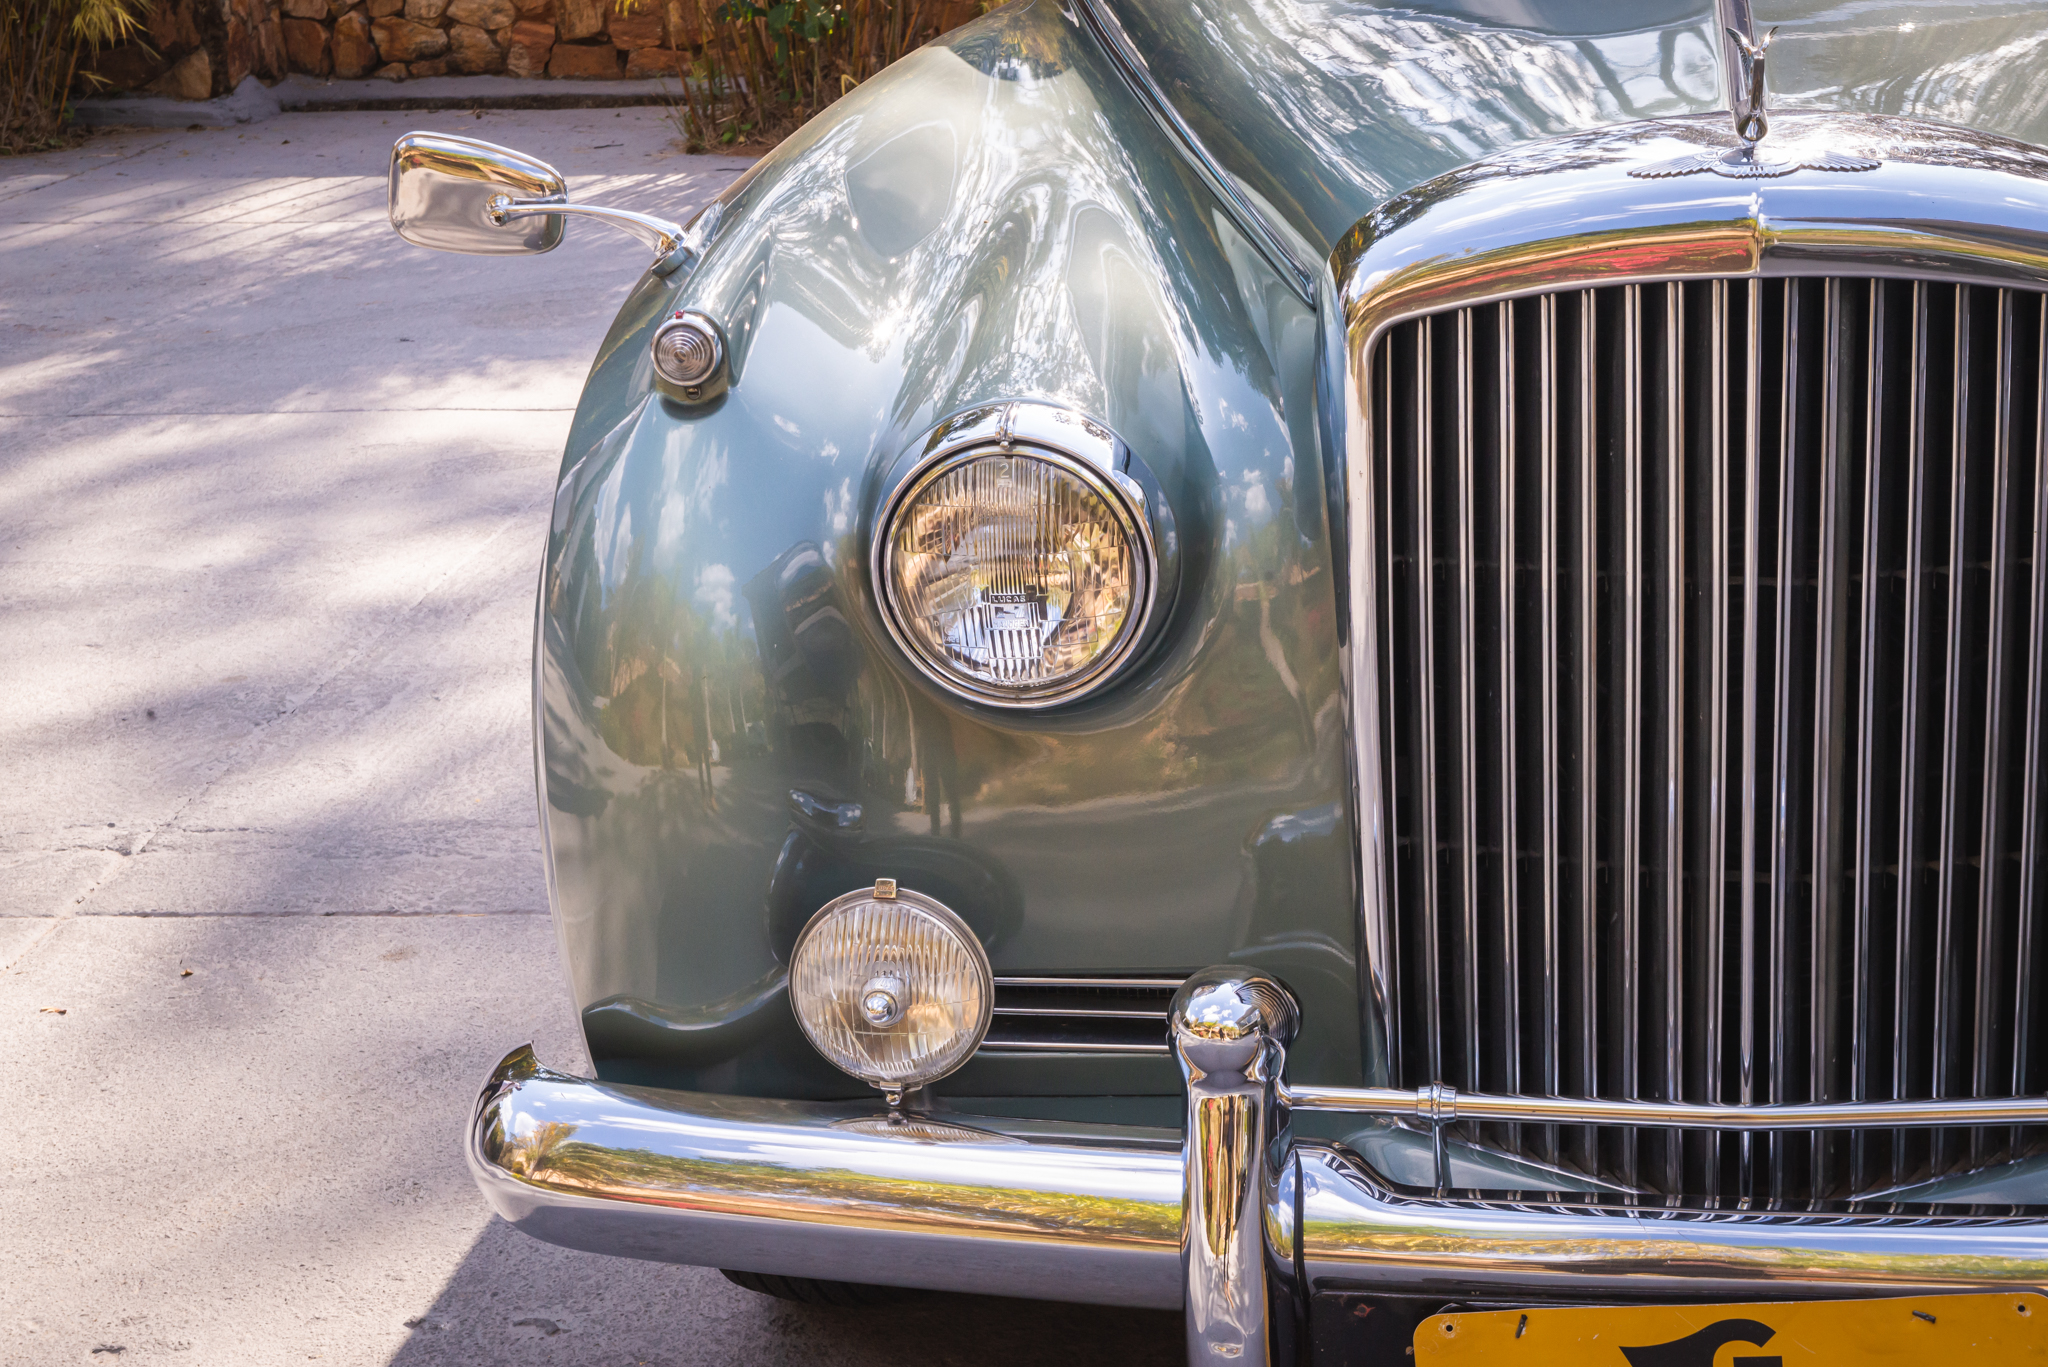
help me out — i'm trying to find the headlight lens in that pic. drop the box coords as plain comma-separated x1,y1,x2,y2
789,883,992,1092
879,448,1150,704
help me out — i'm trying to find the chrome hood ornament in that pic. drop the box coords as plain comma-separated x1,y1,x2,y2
1629,1,1879,179
1726,16,1775,143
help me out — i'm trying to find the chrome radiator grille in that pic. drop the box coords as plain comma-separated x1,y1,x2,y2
1369,276,2048,1202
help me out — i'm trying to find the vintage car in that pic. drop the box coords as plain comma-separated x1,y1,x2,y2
387,0,2048,1359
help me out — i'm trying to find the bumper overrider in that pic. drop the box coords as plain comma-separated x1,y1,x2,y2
470,970,2048,1364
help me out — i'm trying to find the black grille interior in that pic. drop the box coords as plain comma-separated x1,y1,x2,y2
1370,276,2048,1203
979,977,1179,1054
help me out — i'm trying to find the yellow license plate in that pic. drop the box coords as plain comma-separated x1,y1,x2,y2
1415,1292,2048,1365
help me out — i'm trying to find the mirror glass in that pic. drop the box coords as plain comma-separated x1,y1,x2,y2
388,132,567,256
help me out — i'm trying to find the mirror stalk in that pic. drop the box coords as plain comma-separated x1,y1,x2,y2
488,195,695,276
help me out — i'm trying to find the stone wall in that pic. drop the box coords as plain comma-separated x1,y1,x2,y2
90,0,290,100
88,0,983,93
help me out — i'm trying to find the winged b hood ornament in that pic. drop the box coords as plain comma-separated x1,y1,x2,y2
1630,1,1881,179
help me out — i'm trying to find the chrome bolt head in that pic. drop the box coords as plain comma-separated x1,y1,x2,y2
860,975,906,1027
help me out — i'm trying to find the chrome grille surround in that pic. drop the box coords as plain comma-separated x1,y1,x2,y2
1335,113,2048,1207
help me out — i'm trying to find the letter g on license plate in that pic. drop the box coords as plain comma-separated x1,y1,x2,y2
1414,1293,2047,1365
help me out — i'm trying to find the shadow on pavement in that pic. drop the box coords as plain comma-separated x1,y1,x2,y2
385,1216,1184,1367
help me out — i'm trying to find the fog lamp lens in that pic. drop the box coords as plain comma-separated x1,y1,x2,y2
790,883,992,1092
880,450,1148,704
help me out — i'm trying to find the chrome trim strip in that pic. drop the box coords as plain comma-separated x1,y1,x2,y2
991,1006,1170,1020
1708,278,1731,1147
1291,1143,2048,1301
1068,0,1314,304
1283,1082,2048,1131
1662,278,1686,1195
1621,282,1643,1136
1738,276,1763,1130
1934,285,1974,1109
1538,293,1561,1112
1896,282,1933,1187
1495,300,1522,1109
1456,306,1483,1091
1360,330,1399,1082
1575,289,1599,1147
1414,316,1444,1085
1976,292,2018,1110
2018,303,2048,1106
993,976,1184,991
1766,278,1798,1194
1810,278,1847,1192
978,1040,1172,1055
1851,280,1885,1124
468,1045,1183,1308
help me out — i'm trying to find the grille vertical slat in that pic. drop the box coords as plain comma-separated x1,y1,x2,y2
1575,289,1600,1173
1810,278,1853,1198
1496,301,1523,1110
1739,277,1765,1149
1377,337,1405,1083
1414,316,1443,1087
1894,282,1934,1190
1849,280,1887,1196
1455,307,1483,1095
1766,278,1800,1199
2017,302,2048,1114
1537,293,1564,1165
1706,280,1731,1192
1661,281,1687,1197
1654,282,1687,1205
1975,293,2018,1125
1372,274,2048,1204
1934,287,1975,1121
1622,284,1645,1143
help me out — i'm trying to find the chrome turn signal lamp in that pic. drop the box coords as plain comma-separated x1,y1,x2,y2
789,880,993,1101
650,309,728,404
873,402,1160,708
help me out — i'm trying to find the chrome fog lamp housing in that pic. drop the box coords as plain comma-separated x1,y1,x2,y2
873,402,1159,708
789,881,993,1098
650,310,728,403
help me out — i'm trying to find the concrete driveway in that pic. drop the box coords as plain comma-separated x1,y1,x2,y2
0,109,1181,1367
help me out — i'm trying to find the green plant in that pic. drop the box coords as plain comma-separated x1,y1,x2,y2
678,0,978,148
1,0,146,153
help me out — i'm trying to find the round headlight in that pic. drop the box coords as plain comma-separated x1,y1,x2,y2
789,882,992,1094
876,442,1154,705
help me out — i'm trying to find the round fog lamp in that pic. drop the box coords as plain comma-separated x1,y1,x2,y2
877,447,1152,706
790,883,992,1093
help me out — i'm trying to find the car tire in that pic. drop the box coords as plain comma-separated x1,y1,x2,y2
719,1269,912,1306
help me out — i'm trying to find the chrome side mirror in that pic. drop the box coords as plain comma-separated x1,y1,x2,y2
388,131,694,275
389,132,567,255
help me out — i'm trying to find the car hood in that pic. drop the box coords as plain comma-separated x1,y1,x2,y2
1104,0,2048,259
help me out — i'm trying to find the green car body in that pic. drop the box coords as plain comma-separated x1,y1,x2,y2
540,0,2048,1124
401,0,2048,1342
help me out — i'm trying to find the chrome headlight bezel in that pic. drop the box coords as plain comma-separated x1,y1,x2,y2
870,402,1161,710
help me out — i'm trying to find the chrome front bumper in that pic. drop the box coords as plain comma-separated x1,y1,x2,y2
472,988,2048,1362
